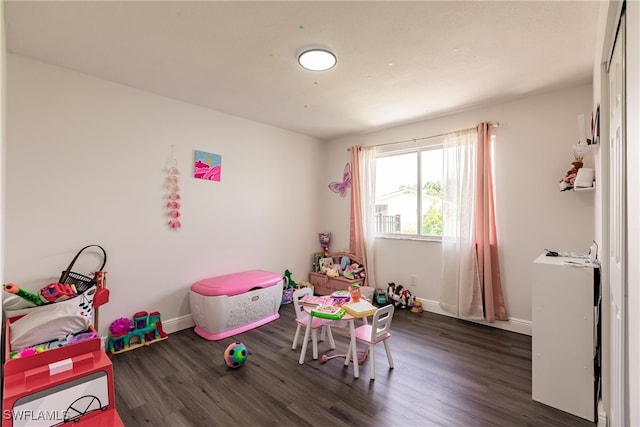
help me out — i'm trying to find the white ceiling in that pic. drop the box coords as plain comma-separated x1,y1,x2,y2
4,1,601,140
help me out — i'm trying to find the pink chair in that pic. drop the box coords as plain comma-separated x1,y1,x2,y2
292,287,335,361
354,304,394,380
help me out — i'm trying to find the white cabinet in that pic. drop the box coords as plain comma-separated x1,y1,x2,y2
532,254,600,421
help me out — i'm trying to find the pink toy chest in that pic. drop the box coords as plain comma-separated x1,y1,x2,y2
189,270,283,341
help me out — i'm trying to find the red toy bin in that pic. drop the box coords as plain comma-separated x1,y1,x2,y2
2,316,123,426
3,316,101,377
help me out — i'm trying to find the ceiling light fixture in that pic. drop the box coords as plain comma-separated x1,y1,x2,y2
298,48,337,71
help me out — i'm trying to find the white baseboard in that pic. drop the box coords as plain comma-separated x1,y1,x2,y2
419,297,532,336
162,314,194,334
163,301,532,337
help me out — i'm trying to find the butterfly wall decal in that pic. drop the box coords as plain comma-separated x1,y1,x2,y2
328,162,352,197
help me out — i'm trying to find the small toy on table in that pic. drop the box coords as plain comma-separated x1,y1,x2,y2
349,283,362,303
311,304,346,320
331,290,351,304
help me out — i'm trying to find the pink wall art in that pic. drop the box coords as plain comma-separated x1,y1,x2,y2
194,150,222,181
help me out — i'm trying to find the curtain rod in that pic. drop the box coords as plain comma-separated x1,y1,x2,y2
346,122,502,151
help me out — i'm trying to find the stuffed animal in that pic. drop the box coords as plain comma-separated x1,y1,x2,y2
410,298,423,313
387,282,413,309
319,257,334,274
559,156,584,191
387,283,397,304
398,288,412,309
326,266,340,278
298,280,313,289
283,269,298,288
343,263,364,280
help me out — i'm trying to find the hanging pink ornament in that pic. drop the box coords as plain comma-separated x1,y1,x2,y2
167,156,182,230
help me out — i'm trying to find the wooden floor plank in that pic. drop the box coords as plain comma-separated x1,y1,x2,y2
112,304,594,426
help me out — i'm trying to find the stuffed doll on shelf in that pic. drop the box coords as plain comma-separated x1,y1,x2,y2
559,156,584,191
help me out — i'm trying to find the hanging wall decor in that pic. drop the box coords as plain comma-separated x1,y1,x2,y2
328,162,352,197
167,149,181,230
194,150,222,181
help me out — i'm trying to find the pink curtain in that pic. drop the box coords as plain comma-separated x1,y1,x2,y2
475,123,508,322
349,146,368,286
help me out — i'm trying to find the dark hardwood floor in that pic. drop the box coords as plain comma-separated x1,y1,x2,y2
112,304,594,426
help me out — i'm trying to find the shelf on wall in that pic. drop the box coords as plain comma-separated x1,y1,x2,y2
574,182,596,192
573,144,599,156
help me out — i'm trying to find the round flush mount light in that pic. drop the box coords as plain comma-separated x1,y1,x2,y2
298,48,337,71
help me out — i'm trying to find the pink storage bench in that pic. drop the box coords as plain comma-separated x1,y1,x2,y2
189,270,284,341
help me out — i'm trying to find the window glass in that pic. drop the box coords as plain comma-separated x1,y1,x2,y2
420,149,443,237
375,152,417,234
374,146,443,239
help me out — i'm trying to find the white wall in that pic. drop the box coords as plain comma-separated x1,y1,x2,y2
325,84,594,334
0,1,6,320
5,55,324,335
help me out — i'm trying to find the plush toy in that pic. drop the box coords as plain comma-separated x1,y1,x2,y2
283,269,298,288
559,156,584,191
340,256,351,271
387,282,413,309
410,298,423,313
343,263,359,279
319,257,334,274
298,280,313,289
398,288,413,309
326,267,340,278
344,266,355,279
387,283,396,302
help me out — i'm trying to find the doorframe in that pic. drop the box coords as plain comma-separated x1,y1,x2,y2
600,1,640,425
623,2,640,424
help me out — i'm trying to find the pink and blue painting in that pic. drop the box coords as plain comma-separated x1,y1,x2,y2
194,150,222,181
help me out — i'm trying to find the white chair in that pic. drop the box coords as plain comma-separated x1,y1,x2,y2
354,304,394,380
292,287,335,361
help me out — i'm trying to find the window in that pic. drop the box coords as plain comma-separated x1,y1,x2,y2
375,143,443,239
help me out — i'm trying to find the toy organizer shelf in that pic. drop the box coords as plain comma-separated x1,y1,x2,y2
308,252,365,296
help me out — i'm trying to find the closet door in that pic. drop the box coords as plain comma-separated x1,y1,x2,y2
608,12,627,427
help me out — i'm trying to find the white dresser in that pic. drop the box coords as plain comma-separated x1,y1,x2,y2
531,253,601,421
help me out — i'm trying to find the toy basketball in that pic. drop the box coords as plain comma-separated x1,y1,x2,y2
224,342,248,368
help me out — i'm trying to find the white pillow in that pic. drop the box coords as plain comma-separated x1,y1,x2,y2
10,303,91,351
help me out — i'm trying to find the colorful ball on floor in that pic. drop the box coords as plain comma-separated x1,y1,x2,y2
224,342,248,368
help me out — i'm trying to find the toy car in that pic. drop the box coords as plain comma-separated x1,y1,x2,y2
375,289,388,306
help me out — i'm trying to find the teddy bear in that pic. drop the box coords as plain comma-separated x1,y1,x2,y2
559,156,584,191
